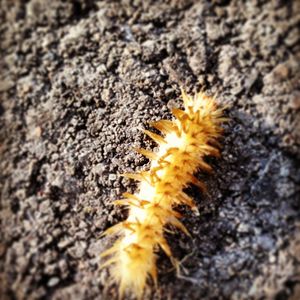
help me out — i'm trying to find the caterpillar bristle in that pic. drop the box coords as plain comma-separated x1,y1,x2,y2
134,148,158,160
168,217,190,236
149,120,176,135
171,108,186,121
142,129,167,145
113,199,139,208
122,192,140,201
101,90,225,299
100,242,120,258
120,172,146,182
187,174,207,191
101,222,123,237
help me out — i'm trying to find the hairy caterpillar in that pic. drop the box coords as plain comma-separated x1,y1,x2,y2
101,90,225,299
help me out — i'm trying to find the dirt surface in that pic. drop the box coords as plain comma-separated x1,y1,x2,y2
0,0,300,299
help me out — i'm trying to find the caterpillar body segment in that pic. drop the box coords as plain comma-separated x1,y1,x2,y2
101,90,225,299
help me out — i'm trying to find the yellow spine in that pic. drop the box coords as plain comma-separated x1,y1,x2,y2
101,90,225,299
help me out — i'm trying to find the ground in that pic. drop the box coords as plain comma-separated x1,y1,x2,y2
0,0,299,299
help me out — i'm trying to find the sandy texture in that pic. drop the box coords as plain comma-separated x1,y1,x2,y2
0,0,299,299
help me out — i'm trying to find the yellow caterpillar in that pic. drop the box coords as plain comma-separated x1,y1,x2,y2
101,89,226,299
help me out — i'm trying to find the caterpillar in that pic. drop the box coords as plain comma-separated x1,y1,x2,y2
101,89,226,299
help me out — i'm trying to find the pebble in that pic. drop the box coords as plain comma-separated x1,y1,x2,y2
237,223,251,233
58,238,73,250
109,174,117,181
273,63,289,80
47,277,60,287
289,92,300,110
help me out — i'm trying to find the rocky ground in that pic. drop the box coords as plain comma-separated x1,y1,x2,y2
0,0,299,299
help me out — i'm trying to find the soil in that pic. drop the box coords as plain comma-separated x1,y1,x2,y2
0,0,300,299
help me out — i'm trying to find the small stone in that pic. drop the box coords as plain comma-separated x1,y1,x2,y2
101,89,112,102
237,223,250,233
79,221,87,229
109,174,117,181
58,260,69,279
47,277,60,287
142,40,156,49
59,204,69,213
44,263,56,275
144,69,157,78
68,241,87,258
76,230,88,240
39,200,50,212
206,19,222,41
0,78,14,92
269,255,276,263
142,40,157,61
273,63,289,80
52,174,64,188
52,228,62,237
87,239,104,257
24,220,32,232
289,92,300,110
244,70,258,90
0,243,6,256
96,64,107,74
51,153,59,161
256,235,275,251
58,238,73,249
165,88,174,97
285,27,299,47
188,48,206,74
